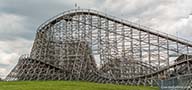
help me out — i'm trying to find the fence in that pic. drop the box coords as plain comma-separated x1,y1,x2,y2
158,74,192,90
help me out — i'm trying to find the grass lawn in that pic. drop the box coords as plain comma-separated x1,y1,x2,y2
0,81,159,90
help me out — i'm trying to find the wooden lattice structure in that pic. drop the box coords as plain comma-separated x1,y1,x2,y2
6,9,192,86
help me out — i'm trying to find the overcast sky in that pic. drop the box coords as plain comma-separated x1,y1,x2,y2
0,0,192,78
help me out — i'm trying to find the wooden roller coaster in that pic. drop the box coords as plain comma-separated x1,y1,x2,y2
6,9,192,86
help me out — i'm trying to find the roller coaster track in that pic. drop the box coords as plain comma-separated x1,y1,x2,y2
6,54,192,85
38,9,192,47
6,9,192,86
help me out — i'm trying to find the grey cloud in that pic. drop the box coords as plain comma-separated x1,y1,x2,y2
100,0,192,41
0,0,105,40
0,12,35,40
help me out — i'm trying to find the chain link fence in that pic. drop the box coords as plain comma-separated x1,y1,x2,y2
158,74,192,90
